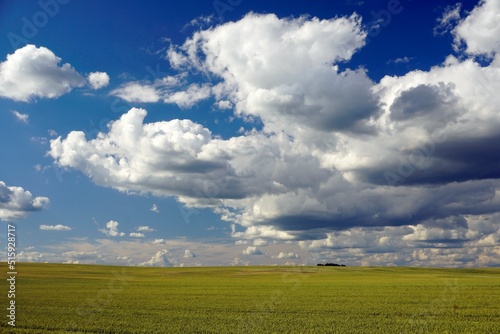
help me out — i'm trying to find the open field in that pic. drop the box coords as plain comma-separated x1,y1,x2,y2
1,263,499,333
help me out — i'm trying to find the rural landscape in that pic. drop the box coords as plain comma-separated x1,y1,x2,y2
2,0,500,332
1,263,499,333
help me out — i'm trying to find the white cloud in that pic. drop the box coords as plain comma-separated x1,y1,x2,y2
230,257,249,266
0,181,49,221
11,110,29,124
183,15,215,30
387,56,413,64
152,238,167,245
184,249,196,258
273,252,299,259
129,232,145,238
99,220,125,237
453,0,500,56
150,204,160,213
434,3,462,36
111,74,211,108
253,238,268,247
162,83,211,108
242,246,262,255
0,45,86,102
168,12,373,137
62,251,104,264
31,136,48,145
140,249,173,267
40,224,72,231
110,82,160,103
15,251,46,262
49,6,500,267
136,226,155,233
87,72,110,89
215,100,232,110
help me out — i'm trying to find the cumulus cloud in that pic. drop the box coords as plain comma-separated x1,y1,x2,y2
50,5,500,266
16,251,46,262
137,225,155,233
230,257,248,266
273,252,299,259
253,238,268,247
300,213,500,267
184,249,196,258
0,45,86,101
141,249,173,267
40,224,72,231
453,0,500,57
242,246,263,255
453,0,500,56
129,232,145,238
11,110,29,124
168,12,374,136
99,220,125,237
110,75,211,108
0,181,49,221
87,72,110,89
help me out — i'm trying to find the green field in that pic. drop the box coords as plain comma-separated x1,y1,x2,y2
2,263,499,333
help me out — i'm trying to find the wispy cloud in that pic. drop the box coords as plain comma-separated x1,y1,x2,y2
434,3,462,36
150,204,160,213
387,56,414,64
40,224,72,231
11,110,29,124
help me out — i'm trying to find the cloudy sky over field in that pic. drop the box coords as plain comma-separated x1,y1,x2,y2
1,0,499,267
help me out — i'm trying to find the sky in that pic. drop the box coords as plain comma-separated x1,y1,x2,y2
1,0,499,267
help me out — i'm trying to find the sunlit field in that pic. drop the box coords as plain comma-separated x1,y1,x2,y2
2,263,499,333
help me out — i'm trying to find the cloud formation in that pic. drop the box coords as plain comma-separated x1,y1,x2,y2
11,110,29,124
0,45,86,102
137,226,155,233
50,3,500,266
40,224,72,231
141,249,173,267
242,246,263,255
0,181,49,221
434,3,462,36
110,75,211,108
150,204,160,213
452,0,500,56
168,12,374,135
184,249,196,258
87,71,110,89
99,220,125,237
273,251,299,259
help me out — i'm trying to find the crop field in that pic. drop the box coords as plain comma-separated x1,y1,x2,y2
1,263,499,333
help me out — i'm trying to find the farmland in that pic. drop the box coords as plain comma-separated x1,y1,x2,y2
2,263,499,333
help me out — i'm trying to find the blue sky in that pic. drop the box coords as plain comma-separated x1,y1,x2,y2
1,0,500,267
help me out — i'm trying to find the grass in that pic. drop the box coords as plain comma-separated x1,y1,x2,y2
1,263,499,333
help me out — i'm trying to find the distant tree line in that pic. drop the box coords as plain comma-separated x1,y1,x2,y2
317,263,346,267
